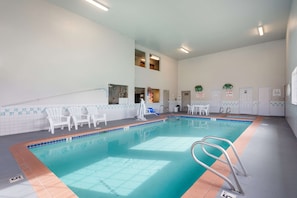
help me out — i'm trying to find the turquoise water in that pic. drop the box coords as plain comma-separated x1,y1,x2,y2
29,117,251,198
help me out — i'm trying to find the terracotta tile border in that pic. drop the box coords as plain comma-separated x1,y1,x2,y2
10,115,262,198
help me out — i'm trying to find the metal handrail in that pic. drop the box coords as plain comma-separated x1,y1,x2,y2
191,138,245,194
201,136,248,176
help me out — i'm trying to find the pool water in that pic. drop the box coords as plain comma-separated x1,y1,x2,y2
29,117,251,198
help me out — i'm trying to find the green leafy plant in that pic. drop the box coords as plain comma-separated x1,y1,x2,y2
223,83,233,90
195,85,203,92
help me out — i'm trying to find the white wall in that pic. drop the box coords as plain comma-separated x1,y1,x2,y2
286,0,297,137
178,40,286,114
0,0,178,136
135,45,178,111
0,0,134,106
0,0,290,136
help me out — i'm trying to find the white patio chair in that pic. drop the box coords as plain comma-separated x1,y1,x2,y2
199,104,210,116
86,106,107,127
192,105,199,115
187,104,192,114
45,107,71,134
68,106,91,130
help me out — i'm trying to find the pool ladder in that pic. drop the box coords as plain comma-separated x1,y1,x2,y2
191,136,247,194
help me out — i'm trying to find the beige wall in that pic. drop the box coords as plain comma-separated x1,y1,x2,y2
178,40,286,113
286,0,297,137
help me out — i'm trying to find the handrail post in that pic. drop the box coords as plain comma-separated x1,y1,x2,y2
201,136,248,176
191,140,245,194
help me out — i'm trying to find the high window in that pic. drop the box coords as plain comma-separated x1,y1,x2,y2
135,49,146,67
149,54,160,71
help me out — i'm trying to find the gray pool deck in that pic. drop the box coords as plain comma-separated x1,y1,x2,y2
1,114,297,198
216,116,297,198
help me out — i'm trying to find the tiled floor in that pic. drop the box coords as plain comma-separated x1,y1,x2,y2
1,114,297,198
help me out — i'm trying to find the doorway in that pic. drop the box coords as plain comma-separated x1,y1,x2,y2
239,88,253,114
258,87,271,116
181,91,191,112
163,90,169,113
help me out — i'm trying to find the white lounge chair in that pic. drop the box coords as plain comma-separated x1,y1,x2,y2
68,106,91,130
45,107,71,134
86,106,107,127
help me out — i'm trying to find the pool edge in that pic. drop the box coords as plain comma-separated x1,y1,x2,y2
9,115,261,198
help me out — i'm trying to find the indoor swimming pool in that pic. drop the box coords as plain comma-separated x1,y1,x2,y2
29,117,251,198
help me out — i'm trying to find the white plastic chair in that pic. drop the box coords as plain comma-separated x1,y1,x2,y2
192,105,199,115
199,104,210,116
68,106,91,130
187,104,192,114
86,106,107,127
45,107,71,134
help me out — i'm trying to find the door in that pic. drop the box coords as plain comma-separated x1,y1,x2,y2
211,90,222,113
163,90,169,113
258,87,271,116
239,88,253,114
181,91,191,112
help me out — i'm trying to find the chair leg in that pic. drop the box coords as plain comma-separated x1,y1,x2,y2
50,125,54,134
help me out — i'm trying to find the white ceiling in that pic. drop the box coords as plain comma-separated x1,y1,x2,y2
47,0,292,60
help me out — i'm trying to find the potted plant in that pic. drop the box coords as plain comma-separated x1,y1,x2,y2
223,83,233,90
195,85,203,92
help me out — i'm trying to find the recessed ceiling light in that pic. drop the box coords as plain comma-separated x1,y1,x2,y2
257,25,264,36
85,0,109,11
180,47,190,54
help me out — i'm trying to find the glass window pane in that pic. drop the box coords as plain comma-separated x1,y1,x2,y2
109,84,128,104
135,87,145,103
147,87,160,103
149,54,160,71
135,49,146,67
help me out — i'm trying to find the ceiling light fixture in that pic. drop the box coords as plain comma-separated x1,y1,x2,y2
150,55,160,61
85,0,109,11
257,25,264,36
180,47,190,54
